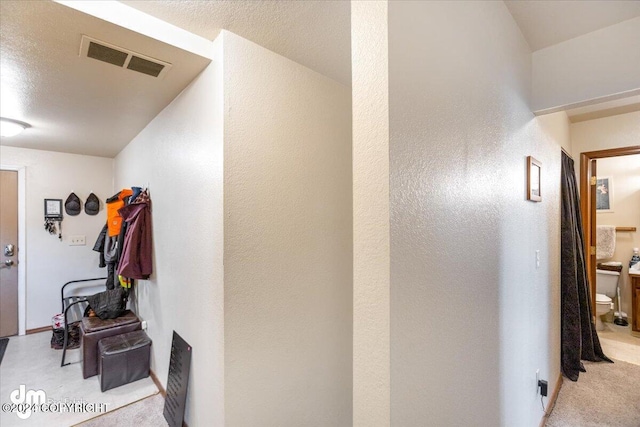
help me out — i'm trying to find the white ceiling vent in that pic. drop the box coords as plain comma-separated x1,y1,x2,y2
80,35,172,79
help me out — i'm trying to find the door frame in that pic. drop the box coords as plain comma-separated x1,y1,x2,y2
1,165,26,335
579,146,640,319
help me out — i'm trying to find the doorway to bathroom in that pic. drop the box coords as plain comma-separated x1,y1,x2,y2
579,145,640,325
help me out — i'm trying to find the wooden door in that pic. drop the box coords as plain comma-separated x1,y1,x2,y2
0,170,19,337
580,146,640,323
633,277,640,333
635,288,640,332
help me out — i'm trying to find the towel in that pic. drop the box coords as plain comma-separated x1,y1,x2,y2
600,261,622,266
596,225,616,260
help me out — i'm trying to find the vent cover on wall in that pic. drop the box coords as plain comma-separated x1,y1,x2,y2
80,35,172,79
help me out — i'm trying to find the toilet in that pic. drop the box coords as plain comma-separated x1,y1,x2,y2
595,268,620,331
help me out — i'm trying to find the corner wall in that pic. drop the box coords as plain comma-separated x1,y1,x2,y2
353,1,565,425
1,146,113,330
532,17,640,113
388,2,563,425
351,1,390,425
113,37,224,426
222,31,353,427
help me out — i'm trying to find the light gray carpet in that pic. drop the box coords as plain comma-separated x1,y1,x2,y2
546,359,640,427
74,393,167,427
76,359,640,427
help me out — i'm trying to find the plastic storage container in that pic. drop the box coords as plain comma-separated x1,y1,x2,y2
630,248,640,269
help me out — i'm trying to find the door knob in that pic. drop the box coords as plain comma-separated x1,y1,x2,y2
4,244,14,257
1,259,14,269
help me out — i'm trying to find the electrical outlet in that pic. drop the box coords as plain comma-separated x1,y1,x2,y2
538,379,548,397
69,235,86,246
535,250,540,268
141,320,148,330
536,369,540,393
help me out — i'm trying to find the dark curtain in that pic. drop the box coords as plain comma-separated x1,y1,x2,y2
560,152,612,381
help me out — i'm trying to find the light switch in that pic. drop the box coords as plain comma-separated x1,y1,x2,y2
69,235,86,246
535,250,540,268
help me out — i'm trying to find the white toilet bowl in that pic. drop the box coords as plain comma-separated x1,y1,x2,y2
595,268,620,330
595,293,613,331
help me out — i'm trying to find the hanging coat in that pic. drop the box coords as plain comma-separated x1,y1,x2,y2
106,189,133,237
92,223,108,268
117,195,152,280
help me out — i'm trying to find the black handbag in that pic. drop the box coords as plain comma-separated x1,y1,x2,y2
86,287,127,320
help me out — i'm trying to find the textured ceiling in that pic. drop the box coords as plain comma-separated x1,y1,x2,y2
124,0,640,83
0,0,210,157
566,95,640,123
121,0,352,86
505,0,640,51
2,0,638,159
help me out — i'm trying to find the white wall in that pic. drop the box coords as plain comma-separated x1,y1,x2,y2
532,17,640,113
222,31,353,427
113,37,224,426
570,111,640,155
351,1,564,425
1,146,112,330
113,29,352,426
539,112,572,155
571,111,640,321
351,2,390,426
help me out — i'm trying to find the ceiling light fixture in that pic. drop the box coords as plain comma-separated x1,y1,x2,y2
0,117,30,137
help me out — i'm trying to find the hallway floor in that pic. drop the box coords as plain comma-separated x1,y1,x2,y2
4,324,635,426
0,332,158,427
545,321,640,427
598,321,640,366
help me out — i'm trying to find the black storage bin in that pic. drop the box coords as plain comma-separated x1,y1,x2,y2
98,330,151,392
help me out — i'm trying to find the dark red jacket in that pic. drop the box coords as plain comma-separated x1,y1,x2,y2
117,199,152,279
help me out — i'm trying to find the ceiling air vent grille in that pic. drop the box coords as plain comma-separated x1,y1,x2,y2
80,35,172,79
127,56,165,77
87,42,128,67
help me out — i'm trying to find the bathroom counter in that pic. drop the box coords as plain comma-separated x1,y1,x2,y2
632,274,640,335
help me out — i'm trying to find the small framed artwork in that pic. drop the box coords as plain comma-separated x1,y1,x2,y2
44,198,63,219
596,176,613,212
527,156,541,202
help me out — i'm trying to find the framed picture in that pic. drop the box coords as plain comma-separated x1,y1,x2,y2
44,198,63,219
596,176,613,212
527,156,541,202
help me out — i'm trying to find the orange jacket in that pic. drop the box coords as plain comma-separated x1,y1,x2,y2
106,189,133,237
